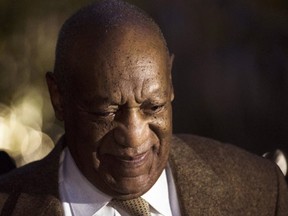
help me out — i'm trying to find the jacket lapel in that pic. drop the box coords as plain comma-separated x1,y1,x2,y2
170,136,230,215
9,193,63,216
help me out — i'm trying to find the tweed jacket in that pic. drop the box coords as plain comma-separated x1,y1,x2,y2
0,134,287,216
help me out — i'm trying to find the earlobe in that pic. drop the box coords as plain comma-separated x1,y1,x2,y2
46,72,64,121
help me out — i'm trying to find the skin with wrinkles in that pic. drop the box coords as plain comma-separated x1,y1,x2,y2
46,7,174,200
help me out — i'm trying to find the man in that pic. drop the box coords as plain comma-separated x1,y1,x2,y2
0,0,287,215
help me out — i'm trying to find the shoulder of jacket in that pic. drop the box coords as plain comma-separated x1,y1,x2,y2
171,133,278,184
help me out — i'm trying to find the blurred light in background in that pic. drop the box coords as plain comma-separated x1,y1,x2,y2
0,87,54,167
0,5,68,166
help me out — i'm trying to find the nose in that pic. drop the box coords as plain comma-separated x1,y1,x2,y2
113,108,150,148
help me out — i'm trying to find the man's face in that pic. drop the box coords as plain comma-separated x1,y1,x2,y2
51,27,173,199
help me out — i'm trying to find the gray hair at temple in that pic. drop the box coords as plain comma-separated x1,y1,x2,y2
53,0,169,92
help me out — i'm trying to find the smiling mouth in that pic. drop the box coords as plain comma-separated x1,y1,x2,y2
116,151,149,164
101,150,151,170
99,150,153,177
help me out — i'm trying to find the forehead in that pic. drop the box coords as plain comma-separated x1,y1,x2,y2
69,25,170,102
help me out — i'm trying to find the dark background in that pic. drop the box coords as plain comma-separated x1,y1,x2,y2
1,0,288,159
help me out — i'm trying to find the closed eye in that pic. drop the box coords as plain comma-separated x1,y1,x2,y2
96,111,115,116
82,109,118,120
143,104,165,115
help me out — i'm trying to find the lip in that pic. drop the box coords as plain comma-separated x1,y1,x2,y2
118,151,148,162
111,151,150,168
99,150,153,177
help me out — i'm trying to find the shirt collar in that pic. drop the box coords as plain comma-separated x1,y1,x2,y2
60,147,172,216
60,148,111,215
142,168,172,216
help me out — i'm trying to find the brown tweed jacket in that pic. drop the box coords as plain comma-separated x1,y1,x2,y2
0,134,287,216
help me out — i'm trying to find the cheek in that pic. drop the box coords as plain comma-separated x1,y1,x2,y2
67,111,115,146
148,109,172,159
71,119,116,170
151,107,173,136
84,120,115,143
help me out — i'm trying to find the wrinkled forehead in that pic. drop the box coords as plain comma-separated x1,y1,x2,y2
65,25,171,103
69,24,169,83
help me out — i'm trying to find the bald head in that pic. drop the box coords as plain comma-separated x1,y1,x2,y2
54,0,169,87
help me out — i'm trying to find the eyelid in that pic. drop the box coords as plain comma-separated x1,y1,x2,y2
86,106,119,118
94,111,116,116
142,102,166,114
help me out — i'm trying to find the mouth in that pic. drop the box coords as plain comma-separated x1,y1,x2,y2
98,148,154,177
117,151,148,162
100,150,152,171
114,151,150,167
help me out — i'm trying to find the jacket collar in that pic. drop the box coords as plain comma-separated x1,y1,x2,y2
169,135,230,215
4,135,229,215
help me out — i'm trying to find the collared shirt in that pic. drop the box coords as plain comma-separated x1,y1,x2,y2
59,148,181,216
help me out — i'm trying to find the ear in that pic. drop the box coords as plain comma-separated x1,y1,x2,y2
169,53,175,102
46,72,64,121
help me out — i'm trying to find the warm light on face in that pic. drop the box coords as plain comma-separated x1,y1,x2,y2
0,88,54,167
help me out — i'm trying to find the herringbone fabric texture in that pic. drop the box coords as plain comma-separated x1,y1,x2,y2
111,197,150,216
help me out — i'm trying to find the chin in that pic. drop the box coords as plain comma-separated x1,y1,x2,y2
107,174,153,199
93,146,169,199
